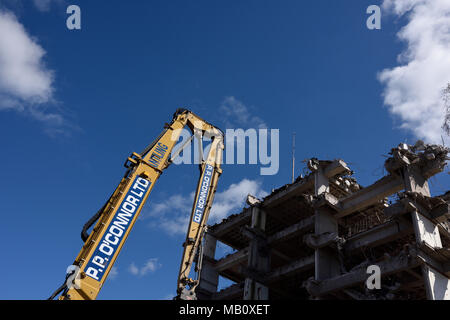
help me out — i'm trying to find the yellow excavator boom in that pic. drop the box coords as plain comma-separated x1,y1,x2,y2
49,108,224,300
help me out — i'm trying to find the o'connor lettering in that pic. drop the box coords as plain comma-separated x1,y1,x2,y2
84,177,151,281
192,164,213,224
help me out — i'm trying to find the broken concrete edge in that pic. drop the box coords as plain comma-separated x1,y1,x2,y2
385,142,449,178
303,232,344,250
303,241,450,298
211,143,448,235
204,141,449,298
261,159,356,205
211,141,448,229
384,191,450,228
302,245,417,297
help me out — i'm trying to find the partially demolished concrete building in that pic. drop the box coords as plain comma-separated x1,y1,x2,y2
197,142,450,300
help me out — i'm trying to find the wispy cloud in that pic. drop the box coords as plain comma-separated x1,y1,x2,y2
379,0,450,144
219,96,267,129
145,193,194,235
145,179,268,236
0,10,70,135
32,0,52,11
108,267,118,280
128,258,162,276
209,179,268,222
32,0,64,12
128,263,139,275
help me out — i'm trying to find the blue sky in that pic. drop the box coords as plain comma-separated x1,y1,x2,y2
0,0,448,299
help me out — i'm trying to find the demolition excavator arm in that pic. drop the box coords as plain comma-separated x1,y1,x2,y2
48,108,224,300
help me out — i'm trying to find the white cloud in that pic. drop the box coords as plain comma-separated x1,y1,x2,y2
379,0,450,144
145,179,268,236
148,193,194,217
382,0,427,15
209,179,268,222
0,11,53,102
128,263,139,276
160,214,191,236
108,267,118,280
145,192,194,235
0,10,67,133
141,259,162,275
32,0,62,12
128,258,162,276
32,0,51,11
220,96,267,129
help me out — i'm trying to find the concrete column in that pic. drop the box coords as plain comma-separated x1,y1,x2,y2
403,165,431,196
196,233,219,300
244,206,270,300
422,265,450,300
403,165,450,300
314,167,330,196
314,168,340,282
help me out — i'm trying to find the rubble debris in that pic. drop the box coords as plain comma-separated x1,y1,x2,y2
198,142,449,300
385,142,449,178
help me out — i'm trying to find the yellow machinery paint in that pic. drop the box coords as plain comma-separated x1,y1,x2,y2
49,109,224,300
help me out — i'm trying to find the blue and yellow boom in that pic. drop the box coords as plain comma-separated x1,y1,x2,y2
49,109,224,300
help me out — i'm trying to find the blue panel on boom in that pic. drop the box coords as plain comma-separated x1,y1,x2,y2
192,164,213,224
84,176,151,282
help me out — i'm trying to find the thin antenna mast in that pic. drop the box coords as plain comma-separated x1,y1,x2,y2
292,132,296,183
